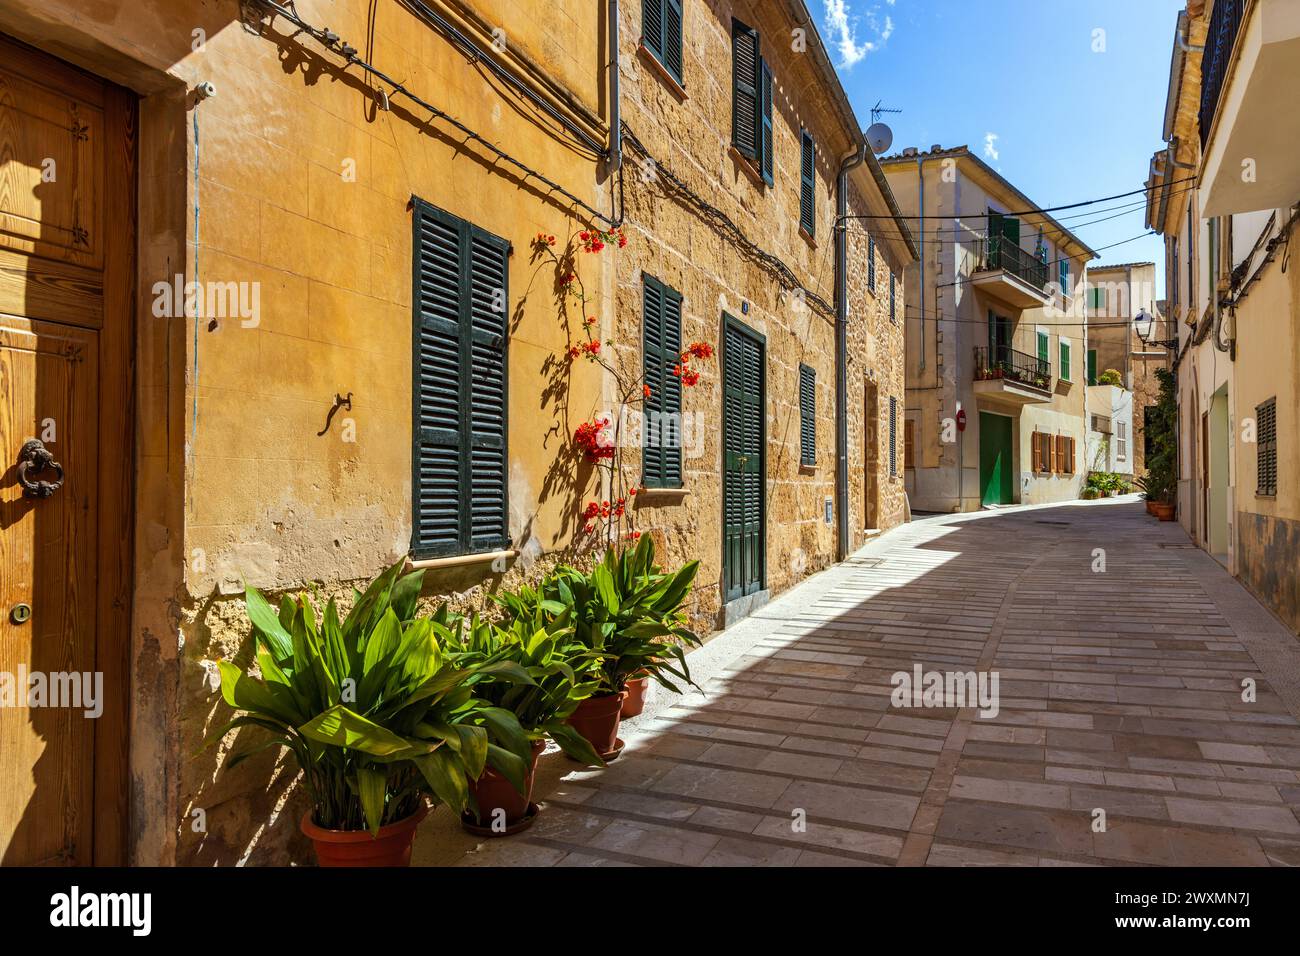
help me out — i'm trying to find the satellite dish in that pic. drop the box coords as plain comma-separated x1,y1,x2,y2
866,122,894,155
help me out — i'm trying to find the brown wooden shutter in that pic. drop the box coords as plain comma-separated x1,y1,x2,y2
1031,432,1041,474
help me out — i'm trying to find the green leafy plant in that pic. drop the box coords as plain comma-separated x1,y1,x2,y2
209,562,534,834
497,535,702,697
448,609,607,768
1097,368,1124,387
1141,367,1178,503
1086,471,1131,495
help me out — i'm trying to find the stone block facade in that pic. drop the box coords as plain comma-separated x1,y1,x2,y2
0,0,911,866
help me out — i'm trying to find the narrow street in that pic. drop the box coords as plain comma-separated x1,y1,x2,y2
424,497,1300,867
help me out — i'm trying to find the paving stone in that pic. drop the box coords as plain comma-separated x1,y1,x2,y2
442,501,1300,868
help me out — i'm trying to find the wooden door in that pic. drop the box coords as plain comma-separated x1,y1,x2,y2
722,315,764,602
0,34,135,866
979,411,1013,506
864,379,879,529
1201,411,1210,546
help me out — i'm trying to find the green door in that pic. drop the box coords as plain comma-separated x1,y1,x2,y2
722,315,765,602
979,412,1014,506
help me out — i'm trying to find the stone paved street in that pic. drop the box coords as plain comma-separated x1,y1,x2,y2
416,497,1300,867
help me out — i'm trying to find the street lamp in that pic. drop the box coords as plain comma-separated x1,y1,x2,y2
1134,308,1177,349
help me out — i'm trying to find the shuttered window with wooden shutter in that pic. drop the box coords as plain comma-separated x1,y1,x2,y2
760,61,775,185
642,0,684,85
642,274,684,488
411,199,509,558
868,235,876,292
798,364,815,466
731,20,761,160
904,419,914,469
888,395,898,477
800,130,816,237
1257,397,1277,496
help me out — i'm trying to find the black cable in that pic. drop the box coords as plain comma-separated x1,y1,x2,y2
621,123,836,320
254,0,620,227
841,177,1198,221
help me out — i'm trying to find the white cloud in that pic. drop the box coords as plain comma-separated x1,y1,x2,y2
822,1,895,69
983,132,1000,162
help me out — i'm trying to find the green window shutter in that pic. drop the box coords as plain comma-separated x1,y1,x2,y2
868,235,876,291
663,0,683,83
642,275,683,488
1059,258,1070,297
644,0,685,83
1087,349,1097,385
799,364,815,466
800,130,815,236
1059,340,1071,381
411,200,509,558
1036,330,1049,374
889,271,896,323
731,20,760,160
760,60,774,185
888,395,898,477
466,226,510,551
642,0,663,61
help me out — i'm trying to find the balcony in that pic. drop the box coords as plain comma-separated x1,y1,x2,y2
973,345,1052,405
970,236,1051,310
1199,0,1300,216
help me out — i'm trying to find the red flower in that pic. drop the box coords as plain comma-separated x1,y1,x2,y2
642,384,652,399
574,419,614,462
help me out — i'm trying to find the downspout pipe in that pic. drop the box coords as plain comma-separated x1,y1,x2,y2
607,0,621,172
836,142,867,561
917,154,925,372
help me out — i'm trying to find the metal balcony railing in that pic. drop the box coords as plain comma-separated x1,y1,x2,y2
982,235,1049,291
1199,0,1246,149
974,345,1051,392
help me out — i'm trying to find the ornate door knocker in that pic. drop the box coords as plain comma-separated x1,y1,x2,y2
17,439,65,499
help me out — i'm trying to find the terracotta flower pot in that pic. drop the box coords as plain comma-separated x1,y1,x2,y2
1145,499,1156,515
621,674,650,718
1152,501,1175,521
566,690,627,759
465,738,546,830
300,802,428,868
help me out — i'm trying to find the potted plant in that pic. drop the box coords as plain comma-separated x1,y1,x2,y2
209,562,533,866
1144,368,1179,521
498,536,701,760
446,610,605,834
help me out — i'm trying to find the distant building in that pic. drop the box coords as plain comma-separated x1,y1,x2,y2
882,146,1097,511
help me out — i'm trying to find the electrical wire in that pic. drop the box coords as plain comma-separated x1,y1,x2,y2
840,177,1198,221
254,0,620,226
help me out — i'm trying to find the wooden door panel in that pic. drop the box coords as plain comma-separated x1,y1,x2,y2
722,318,764,602
0,32,131,866
0,62,103,269
0,315,98,865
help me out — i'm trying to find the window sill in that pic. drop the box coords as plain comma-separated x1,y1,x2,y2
799,463,816,474
799,225,817,249
727,146,767,190
405,548,517,572
635,486,690,505
638,42,687,100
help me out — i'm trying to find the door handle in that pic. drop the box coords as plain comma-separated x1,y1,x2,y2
16,439,64,498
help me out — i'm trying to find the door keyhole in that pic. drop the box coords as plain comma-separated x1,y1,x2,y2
10,603,32,625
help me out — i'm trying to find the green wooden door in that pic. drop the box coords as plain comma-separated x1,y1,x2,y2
722,315,765,602
979,412,1014,506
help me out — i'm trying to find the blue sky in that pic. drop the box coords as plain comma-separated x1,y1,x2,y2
822,0,1186,296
